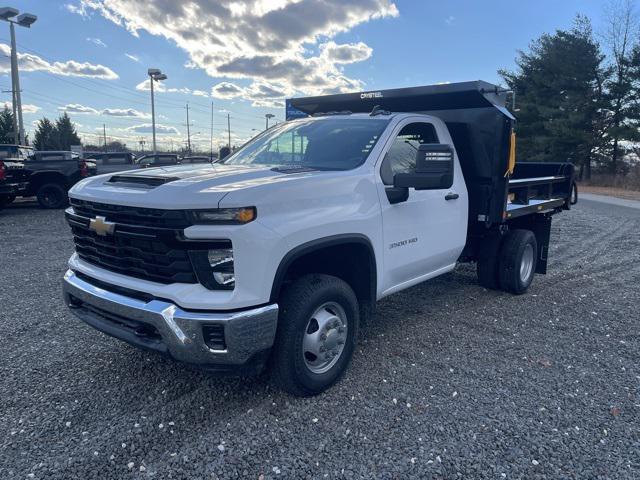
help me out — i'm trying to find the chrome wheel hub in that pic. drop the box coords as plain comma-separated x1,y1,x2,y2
302,302,348,374
520,243,534,283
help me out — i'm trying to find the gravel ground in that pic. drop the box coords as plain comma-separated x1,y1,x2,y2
1,199,639,479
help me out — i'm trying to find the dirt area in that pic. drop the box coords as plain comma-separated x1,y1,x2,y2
578,184,640,201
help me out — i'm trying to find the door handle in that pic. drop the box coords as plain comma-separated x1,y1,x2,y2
445,192,459,201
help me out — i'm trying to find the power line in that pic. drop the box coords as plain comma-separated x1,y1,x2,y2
5,38,271,122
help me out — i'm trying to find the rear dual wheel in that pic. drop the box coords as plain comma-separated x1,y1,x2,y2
477,229,537,295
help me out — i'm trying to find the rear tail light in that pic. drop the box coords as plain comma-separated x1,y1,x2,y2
79,160,89,177
0,161,6,181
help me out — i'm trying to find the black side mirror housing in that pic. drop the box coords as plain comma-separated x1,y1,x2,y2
393,144,454,190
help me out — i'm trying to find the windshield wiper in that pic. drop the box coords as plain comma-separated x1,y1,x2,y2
312,110,352,117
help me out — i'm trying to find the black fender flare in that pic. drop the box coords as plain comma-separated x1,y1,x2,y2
269,233,377,304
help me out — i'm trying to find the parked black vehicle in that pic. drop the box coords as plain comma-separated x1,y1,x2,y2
0,158,31,209
0,145,34,209
84,152,137,174
137,153,180,168
23,151,96,209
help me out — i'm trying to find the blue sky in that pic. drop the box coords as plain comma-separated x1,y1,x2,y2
1,0,607,151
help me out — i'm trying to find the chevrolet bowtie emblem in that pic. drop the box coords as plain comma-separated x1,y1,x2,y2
89,216,116,236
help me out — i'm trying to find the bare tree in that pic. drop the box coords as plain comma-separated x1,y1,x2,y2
601,0,639,173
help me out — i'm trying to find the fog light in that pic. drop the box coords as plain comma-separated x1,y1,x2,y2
208,248,234,288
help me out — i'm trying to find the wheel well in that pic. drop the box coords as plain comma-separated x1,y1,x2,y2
271,237,377,321
28,172,68,193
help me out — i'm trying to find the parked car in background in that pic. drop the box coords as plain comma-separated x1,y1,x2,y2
0,144,34,161
0,144,34,209
84,152,137,174
137,153,180,168
23,151,96,209
180,156,212,165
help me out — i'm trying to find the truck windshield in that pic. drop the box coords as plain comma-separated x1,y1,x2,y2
222,117,389,170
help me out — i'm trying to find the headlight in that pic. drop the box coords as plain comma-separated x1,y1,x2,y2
192,207,256,225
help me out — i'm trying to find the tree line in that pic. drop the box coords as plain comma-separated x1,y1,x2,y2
0,106,81,151
501,2,640,180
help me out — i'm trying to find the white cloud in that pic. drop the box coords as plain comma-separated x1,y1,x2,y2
65,3,89,16
59,104,100,114
320,41,373,64
0,43,118,80
23,104,41,114
66,0,398,95
4,103,40,114
125,53,140,62
211,81,290,108
445,15,455,25
135,79,209,98
87,37,107,48
102,108,150,118
125,123,179,134
211,82,245,99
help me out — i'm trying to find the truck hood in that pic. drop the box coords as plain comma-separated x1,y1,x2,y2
69,163,324,209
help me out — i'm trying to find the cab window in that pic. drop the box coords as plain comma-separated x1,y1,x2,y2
380,122,438,185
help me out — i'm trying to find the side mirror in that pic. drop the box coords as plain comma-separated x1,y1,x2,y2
394,144,454,190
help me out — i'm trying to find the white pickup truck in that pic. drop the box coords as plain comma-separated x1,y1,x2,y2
62,81,577,396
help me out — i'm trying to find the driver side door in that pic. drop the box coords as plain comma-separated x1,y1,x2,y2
377,119,468,295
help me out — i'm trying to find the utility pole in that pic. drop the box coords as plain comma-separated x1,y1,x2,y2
103,124,107,151
265,113,275,130
147,68,167,156
10,22,22,144
185,102,192,154
227,113,231,149
0,8,37,145
210,102,214,160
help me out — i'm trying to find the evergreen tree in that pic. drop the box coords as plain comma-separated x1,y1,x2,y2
0,106,16,144
33,118,58,150
500,16,608,179
55,112,81,151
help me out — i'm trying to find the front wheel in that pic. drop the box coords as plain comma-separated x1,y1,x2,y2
36,183,68,209
0,194,15,209
270,274,359,397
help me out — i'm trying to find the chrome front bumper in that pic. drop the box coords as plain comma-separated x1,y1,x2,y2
62,270,279,368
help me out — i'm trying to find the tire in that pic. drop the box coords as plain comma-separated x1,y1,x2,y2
498,229,537,294
36,183,68,209
476,233,503,290
0,194,14,209
270,274,359,397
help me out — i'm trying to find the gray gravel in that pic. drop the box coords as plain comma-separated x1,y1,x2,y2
1,199,639,479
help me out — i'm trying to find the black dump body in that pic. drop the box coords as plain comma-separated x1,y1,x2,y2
287,81,576,240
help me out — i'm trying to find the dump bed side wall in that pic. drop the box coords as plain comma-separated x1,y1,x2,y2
419,108,512,231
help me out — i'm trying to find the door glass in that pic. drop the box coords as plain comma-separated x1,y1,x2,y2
381,123,438,185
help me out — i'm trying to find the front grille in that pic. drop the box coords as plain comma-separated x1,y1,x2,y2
70,223,198,284
67,200,199,284
69,198,191,229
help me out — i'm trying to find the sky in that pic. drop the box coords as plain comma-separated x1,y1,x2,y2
0,0,609,152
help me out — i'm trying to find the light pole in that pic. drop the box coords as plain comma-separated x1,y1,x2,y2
0,7,37,146
147,68,167,155
265,113,275,130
